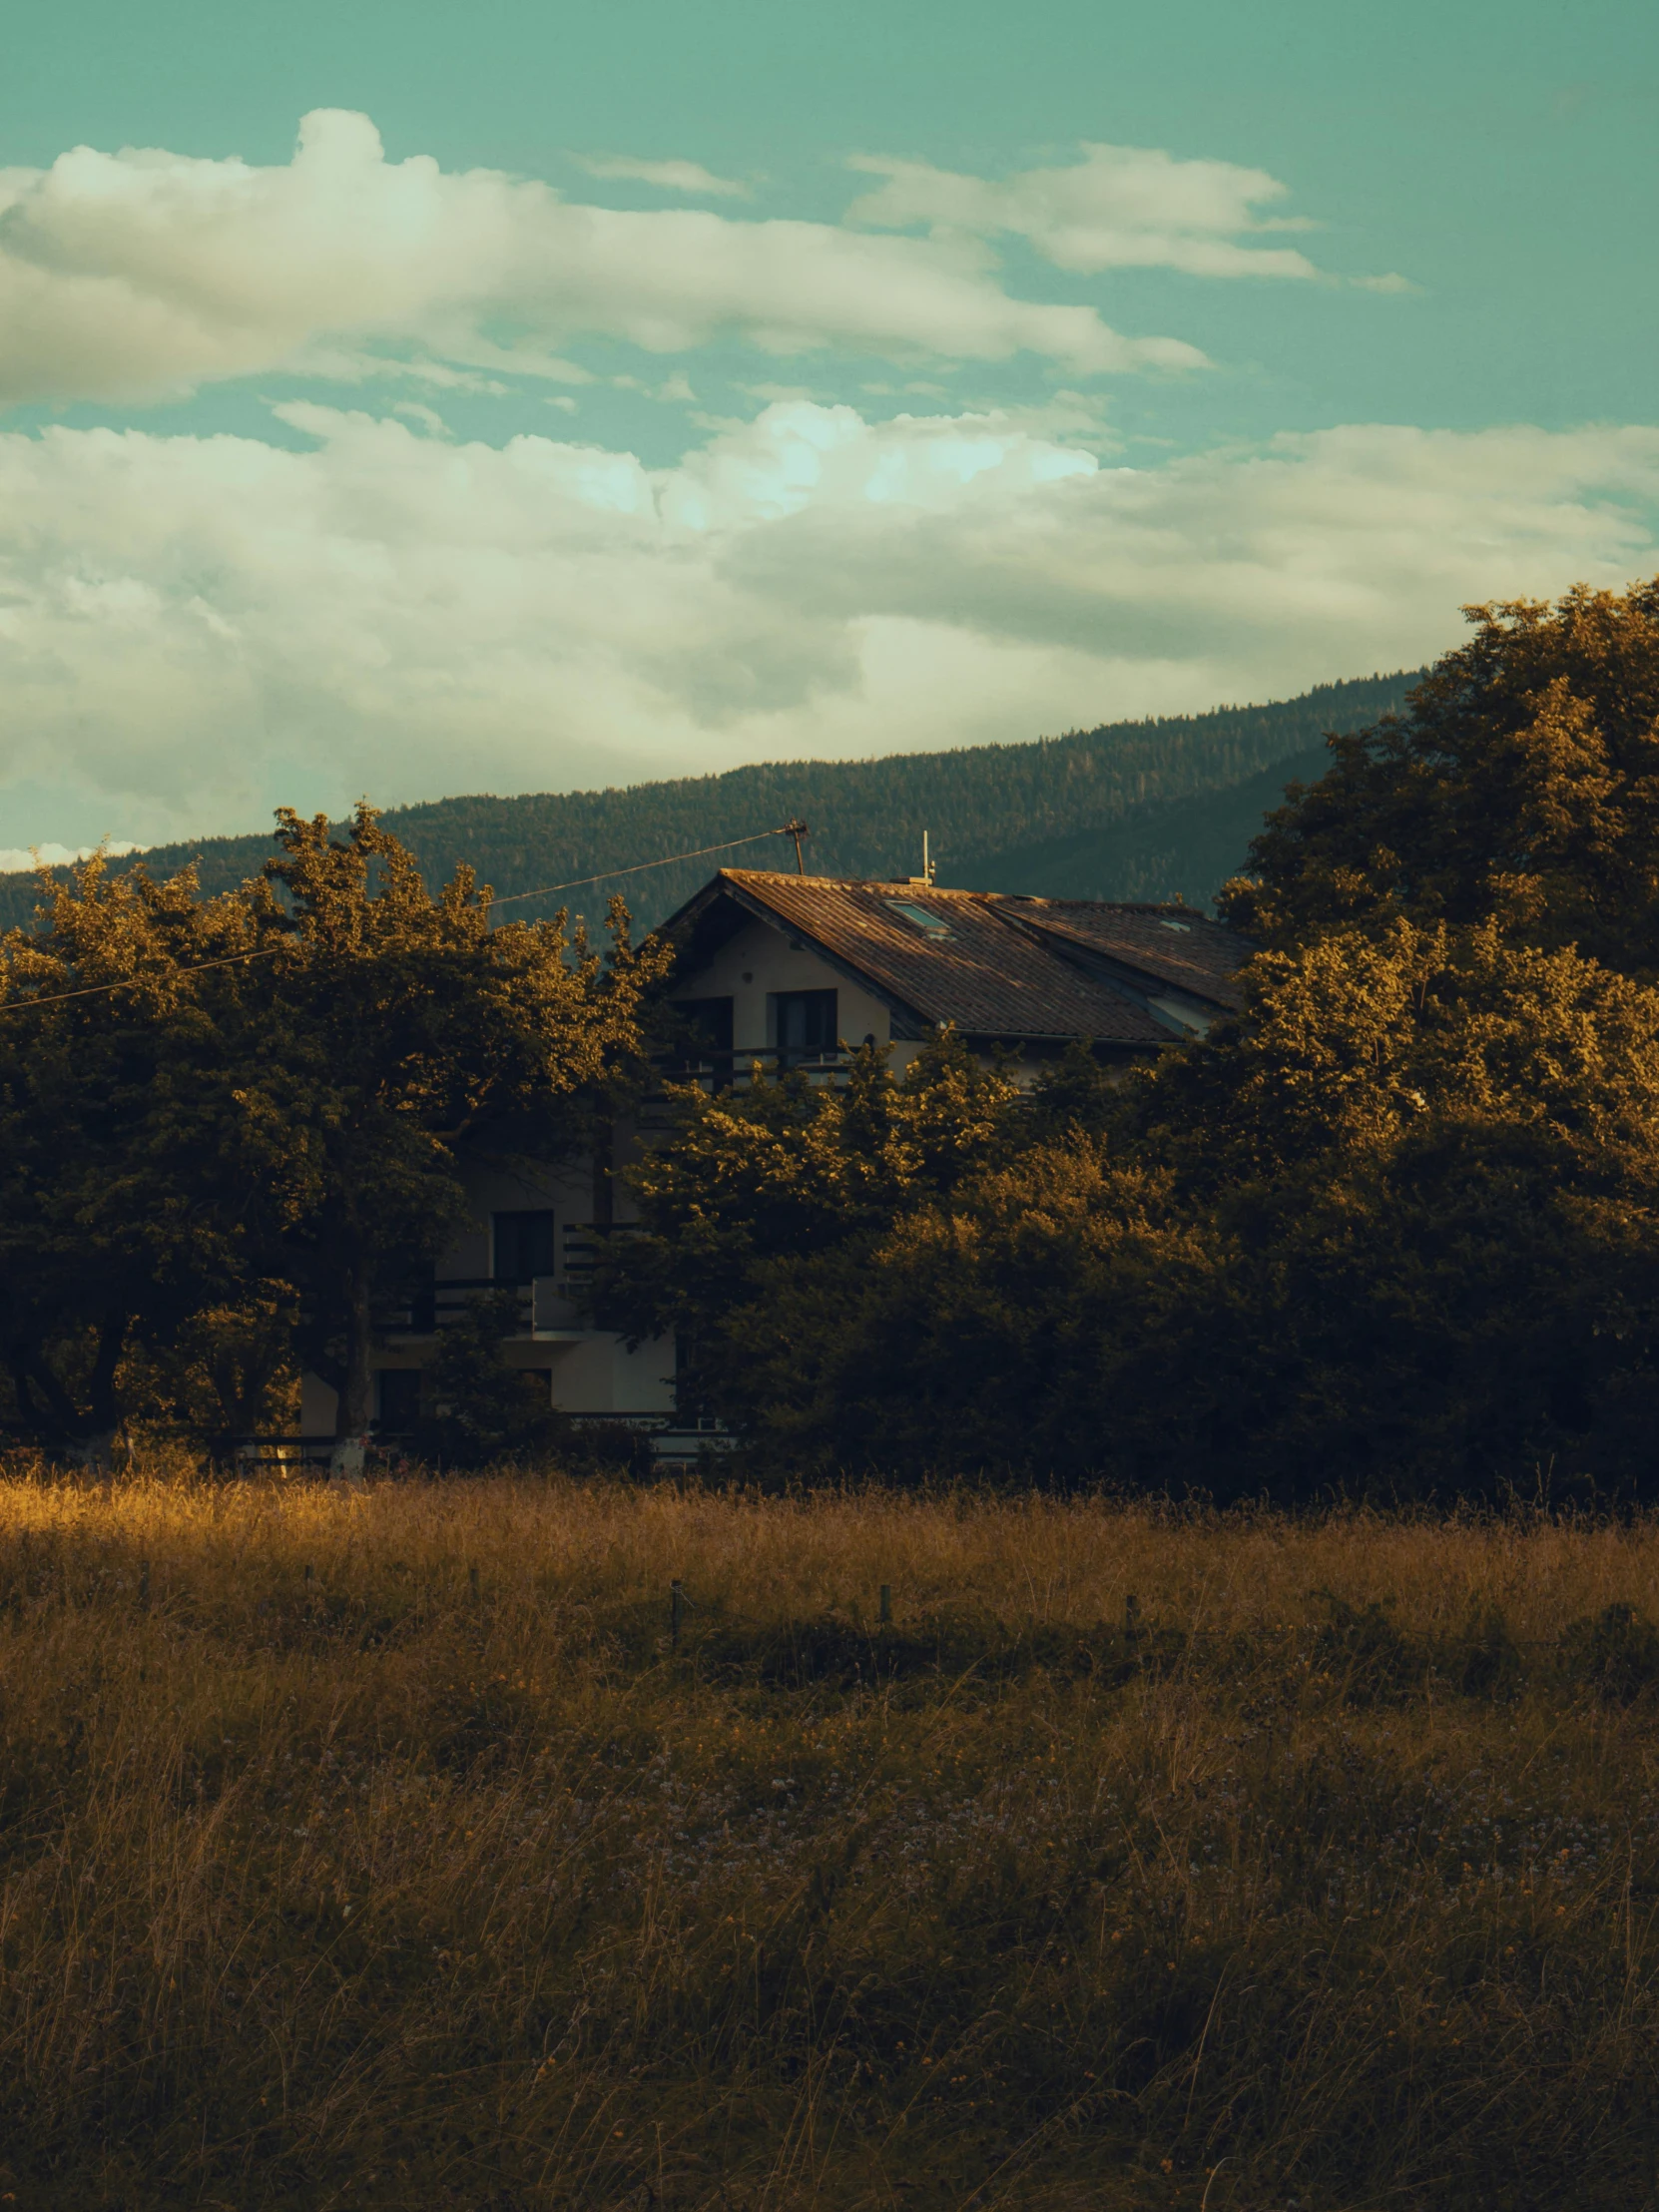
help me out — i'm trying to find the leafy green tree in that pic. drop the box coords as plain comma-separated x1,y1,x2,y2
1115,917,1659,1495
671,921,1659,1496
0,808,669,1461
135,1290,300,1445
227,806,671,1455
403,1293,558,1468
599,1031,1018,1421
692,1139,1203,1480
0,854,282,1457
1223,581,1659,972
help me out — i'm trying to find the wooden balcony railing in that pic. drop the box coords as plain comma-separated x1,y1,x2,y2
376,1227,639,1339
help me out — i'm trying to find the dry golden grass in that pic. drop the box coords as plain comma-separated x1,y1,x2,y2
3,1464,1659,2210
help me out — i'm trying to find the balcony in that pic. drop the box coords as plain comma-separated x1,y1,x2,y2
647,1042,852,1111
377,1223,636,1340
379,1274,585,1342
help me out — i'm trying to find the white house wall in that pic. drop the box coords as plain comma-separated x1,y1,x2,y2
544,1333,676,1412
676,913,900,1062
297,1148,673,1439
441,1159,598,1282
300,1329,676,1435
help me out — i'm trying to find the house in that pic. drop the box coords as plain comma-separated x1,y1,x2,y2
296,867,1247,1458
657,866,1247,1079
296,1143,680,1455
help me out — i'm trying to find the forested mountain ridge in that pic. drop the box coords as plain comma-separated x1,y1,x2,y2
0,670,1419,934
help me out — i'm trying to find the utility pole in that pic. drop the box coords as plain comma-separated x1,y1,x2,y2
779,819,810,874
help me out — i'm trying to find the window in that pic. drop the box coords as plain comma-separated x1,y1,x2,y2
768,988,838,1065
671,995,734,1085
884,900,953,939
1148,995,1212,1037
493,1209,555,1282
375,1369,422,1431
673,996,734,1054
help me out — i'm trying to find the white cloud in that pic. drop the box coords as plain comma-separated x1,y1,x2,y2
0,839,139,873
571,154,751,198
0,110,1201,407
1,400,1654,849
847,143,1328,278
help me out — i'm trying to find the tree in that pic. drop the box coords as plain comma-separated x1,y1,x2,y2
0,808,670,1462
234,807,670,1458
644,922,1659,1497
0,854,283,1457
1222,580,1659,974
1108,917,1659,1495
403,1293,555,1468
598,1031,1019,1423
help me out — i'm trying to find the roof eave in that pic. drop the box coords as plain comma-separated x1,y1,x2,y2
677,873,937,1040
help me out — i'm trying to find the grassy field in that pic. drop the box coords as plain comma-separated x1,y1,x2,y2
3,1470,1659,2211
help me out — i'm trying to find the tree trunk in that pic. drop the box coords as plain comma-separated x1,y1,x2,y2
64,1310,130,1475
331,1264,374,1475
591,1112,615,1228
88,1308,127,1433
13,1345,93,1457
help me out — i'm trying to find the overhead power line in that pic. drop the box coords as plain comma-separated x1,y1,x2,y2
0,946,281,1016
485,825,805,908
0,822,813,1013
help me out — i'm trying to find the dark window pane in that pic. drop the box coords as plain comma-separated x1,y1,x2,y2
883,900,953,939
375,1370,422,1430
673,996,734,1052
493,1210,555,1282
670,995,735,1087
771,989,837,1063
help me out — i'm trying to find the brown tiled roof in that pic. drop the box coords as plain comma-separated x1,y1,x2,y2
699,871,1173,1046
998,899,1250,1011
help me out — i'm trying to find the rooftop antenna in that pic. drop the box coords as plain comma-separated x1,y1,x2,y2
779,819,810,874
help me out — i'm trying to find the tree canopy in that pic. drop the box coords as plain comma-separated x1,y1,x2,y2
1222,582,1659,972
0,807,667,1458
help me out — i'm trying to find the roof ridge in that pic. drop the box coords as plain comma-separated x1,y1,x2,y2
725,868,1233,923
725,867,1000,898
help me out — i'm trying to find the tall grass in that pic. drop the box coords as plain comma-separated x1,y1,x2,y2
2,1466,1659,2209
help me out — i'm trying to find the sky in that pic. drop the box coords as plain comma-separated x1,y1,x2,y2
2,0,1657,863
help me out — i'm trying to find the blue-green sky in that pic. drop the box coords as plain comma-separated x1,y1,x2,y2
2,0,1656,858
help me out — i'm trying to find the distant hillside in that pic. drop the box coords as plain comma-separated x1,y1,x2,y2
0,671,1419,935
950,742,1338,904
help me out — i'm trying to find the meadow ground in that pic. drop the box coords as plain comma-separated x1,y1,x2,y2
2,1468,1659,2211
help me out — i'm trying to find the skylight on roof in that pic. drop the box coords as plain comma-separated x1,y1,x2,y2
885,899,953,939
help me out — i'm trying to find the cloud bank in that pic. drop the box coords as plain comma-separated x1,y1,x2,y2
0,111,1218,406
1,400,1653,846
847,144,1322,278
